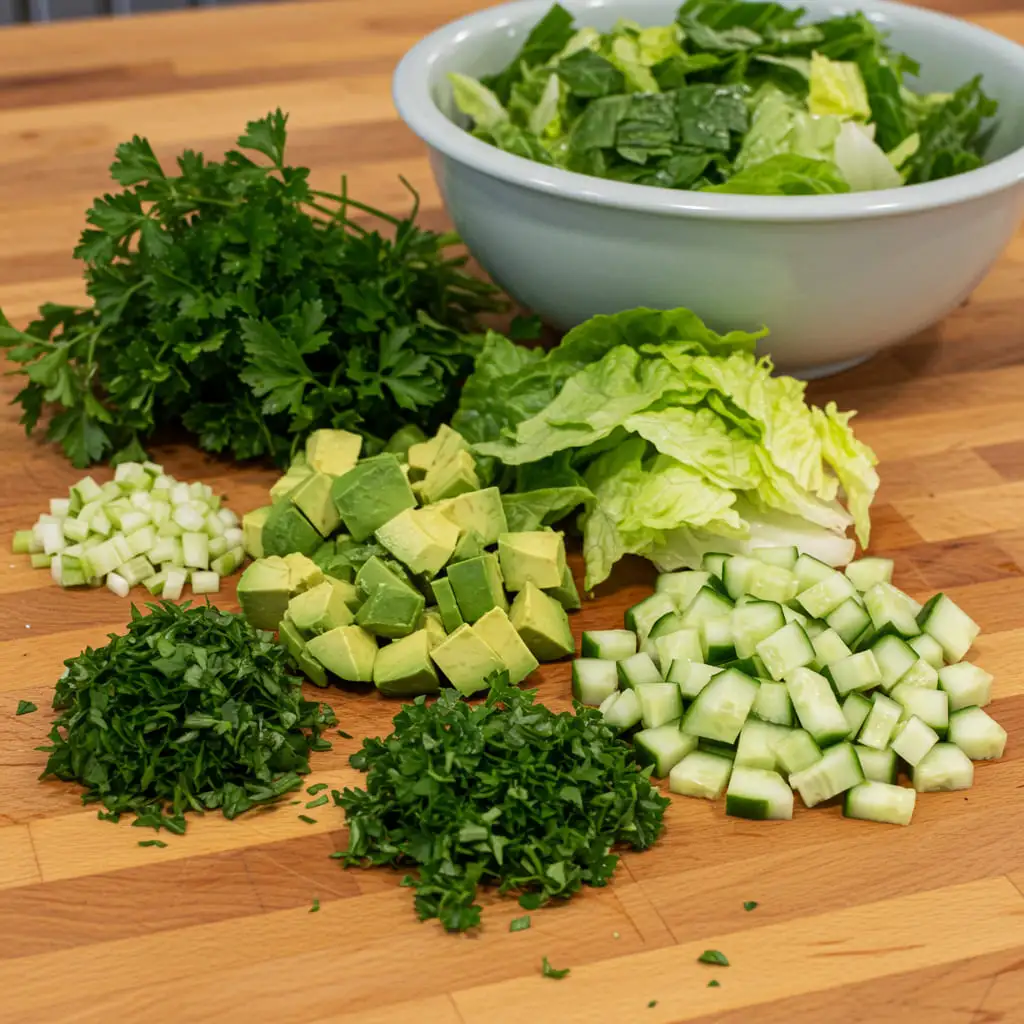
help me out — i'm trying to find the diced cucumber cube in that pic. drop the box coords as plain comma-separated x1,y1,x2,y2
572,659,619,706
701,615,735,665
752,546,798,570
794,553,835,591
871,634,918,690
681,667,758,744
726,766,793,820
655,628,702,670
896,657,939,689
756,622,814,681
182,532,210,570
191,571,220,595
948,706,1006,760
844,557,894,593
669,750,733,800
810,627,851,671
937,661,993,710
854,744,897,784
625,593,677,644
890,715,939,767
797,571,857,619
667,660,720,701
785,667,849,747
826,598,872,646
909,633,945,669
634,724,696,777
842,692,872,740
774,728,821,776
617,653,662,690
732,600,786,659
636,682,683,729
827,650,882,696
750,680,794,727
681,586,734,628
912,743,973,792
863,582,920,639
843,781,915,826
917,593,980,662
656,570,713,611
603,688,642,732
790,741,863,808
700,552,730,578
735,719,790,771
580,629,636,660
859,691,902,749
890,683,949,738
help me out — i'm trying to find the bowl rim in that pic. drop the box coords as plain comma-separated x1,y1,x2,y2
393,0,1024,221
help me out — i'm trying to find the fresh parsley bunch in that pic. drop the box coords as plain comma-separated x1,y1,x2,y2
335,676,670,931
0,111,504,467
39,601,336,833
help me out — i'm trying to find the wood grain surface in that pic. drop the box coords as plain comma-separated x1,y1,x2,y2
2,2,1024,1022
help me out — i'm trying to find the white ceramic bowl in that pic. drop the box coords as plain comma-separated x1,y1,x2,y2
394,0,1024,375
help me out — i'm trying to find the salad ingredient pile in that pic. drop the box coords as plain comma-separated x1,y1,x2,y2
577,549,1005,825
449,0,998,195
12,463,246,598
40,601,336,834
237,427,579,695
456,308,879,589
335,676,669,930
0,111,503,468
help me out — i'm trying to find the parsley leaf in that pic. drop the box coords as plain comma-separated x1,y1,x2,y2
138,839,167,848
0,112,504,468
306,783,328,796
39,601,331,832
708,980,720,988
698,950,730,966
16,700,37,716
310,898,321,913
744,900,758,911
541,957,570,979
510,915,532,932
298,814,317,825
335,676,669,931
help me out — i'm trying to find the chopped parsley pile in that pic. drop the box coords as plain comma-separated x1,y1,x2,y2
449,0,998,195
39,601,335,833
334,676,670,930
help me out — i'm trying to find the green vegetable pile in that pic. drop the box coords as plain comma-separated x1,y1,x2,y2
334,676,669,930
40,601,335,833
454,307,879,589
0,111,502,468
449,0,998,195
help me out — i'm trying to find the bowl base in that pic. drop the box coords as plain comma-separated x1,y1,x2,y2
783,353,874,381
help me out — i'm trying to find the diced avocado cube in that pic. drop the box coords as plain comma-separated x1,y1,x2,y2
430,623,505,696
289,472,341,537
384,424,428,457
262,501,323,557
241,506,272,559
510,581,575,661
278,618,329,688
498,531,566,591
325,575,362,612
430,577,465,633
290,451,309,471
286,580,353,636
419,450,480,504
305,429,362,477
373,630,441,697
237,556,291,631
355,585,425,639
331,455,416,542
270,466,312,502
307,625,378,683
447,553,508,624
283,552,325,594
375,507,459,578
545,564,581,611
356,555,416,599
432,487,509,546
473,607,539,684
419,609,447,648
408,424,465,475
450,529,485,564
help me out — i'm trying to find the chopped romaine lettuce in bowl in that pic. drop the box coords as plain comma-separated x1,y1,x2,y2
394,0,1024,375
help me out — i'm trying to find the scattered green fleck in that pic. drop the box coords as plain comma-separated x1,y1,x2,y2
305,794,329,809
138,839,167,849
334,676,669,931
708,980,720,988
337,730,353,739
698,950,729,966
510,915,532,932
541,957,570,980
290,800,301,805
648,1000,657,1008
744,901,759,912
15,700,37,716
307,783,328,796
298,814,317,825
37,602,332,833
310,899,320,913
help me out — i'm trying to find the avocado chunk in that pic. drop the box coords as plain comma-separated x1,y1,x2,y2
447,553,508,624
384,424,428,458
498,531,566,591
473,607,539,684
509,581,575,661
356,555,416,599
279,618,329,687
331,454,416,542
286,580,353,636
262,501,323,557
373,630,440,697
283,552,325,594
237,556,291,631
407,424,466,475
306,428,361,477
306,625,377,682
545,564,581,611
375,507,459,578
325,575,362,612
242,506,272,559
289,472,341,537
269,467,312,503
355,584,425,639
430,623,505,696
419,449,480,504
450,529,484,564
419,608,447,649
430,577,465,633
433,487,509,546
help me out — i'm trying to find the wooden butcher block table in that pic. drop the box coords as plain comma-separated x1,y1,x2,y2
2,1,1024,1021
